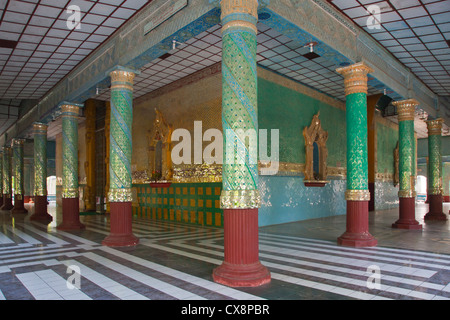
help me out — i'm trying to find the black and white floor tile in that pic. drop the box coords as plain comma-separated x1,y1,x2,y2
0,214,449,300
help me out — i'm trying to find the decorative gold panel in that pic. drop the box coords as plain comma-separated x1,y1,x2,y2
303,112,329,183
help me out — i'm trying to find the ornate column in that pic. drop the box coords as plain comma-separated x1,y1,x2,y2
212,0,270,287
84,99,96,212
57,103,85,230
392,99,422,229
105,101,111,213
11,138,28,214
30,123,52,222
102,67,139,247
1,146,13,210
424,118,447,220
336,62,377,247
0,150,3,208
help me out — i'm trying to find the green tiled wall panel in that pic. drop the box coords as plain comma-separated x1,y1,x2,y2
132,182,223,227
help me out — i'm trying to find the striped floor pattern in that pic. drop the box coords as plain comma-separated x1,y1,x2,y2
0,215,449,300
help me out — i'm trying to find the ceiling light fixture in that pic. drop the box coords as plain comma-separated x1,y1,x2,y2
302,42,320,60
172,39,182,50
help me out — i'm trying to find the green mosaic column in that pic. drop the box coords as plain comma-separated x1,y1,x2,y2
1,146,13,210
11,138,28,214
392,99,421,229
30,122,52,222
336,62,377,247
33,123,47,198
57,103,85,230
61,104,80,199
425,118,446,220
220,5,260,209
213,0,270,288
102,67,139,247
0,150,3,207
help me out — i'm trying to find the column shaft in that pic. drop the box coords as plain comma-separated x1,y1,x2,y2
102,68,138,247
105,101,111,213
212,0,270,287
0,151,3,208
1,146,13,210
336,62,377,247
11,139,28,214
84,99,96,211
392,99,421,229
424,118,446,220
57,103,85,230
30,123,52,222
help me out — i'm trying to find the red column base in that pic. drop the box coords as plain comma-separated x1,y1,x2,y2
0,194,13,211
57,198,85,230
11,196,28,215
424,194,447,221
212,208,271,287
102,202,139,247
338,200,377,247
392,197,422,230
30,195,52,222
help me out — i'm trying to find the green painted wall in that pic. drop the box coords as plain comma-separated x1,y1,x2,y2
258,77,346,167
376,122,398,174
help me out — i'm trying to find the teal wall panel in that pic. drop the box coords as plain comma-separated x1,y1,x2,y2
375,181,399,210
258,176,346,227
258,77,346,167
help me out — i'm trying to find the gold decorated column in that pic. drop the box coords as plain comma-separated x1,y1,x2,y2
84,99,96,211
11,138,28,215
392,99,421,229
105,101,111,213
424,118,447,220
336,61,377,247
212,0,271,287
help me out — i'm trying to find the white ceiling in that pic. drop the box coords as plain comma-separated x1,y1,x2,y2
1,0,448,140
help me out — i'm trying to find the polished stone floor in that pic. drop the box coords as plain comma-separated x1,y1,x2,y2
0,201,448,300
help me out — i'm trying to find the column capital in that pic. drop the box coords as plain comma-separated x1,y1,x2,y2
33,122,48,134
426,118,443,136
393,99,418,121
60,104,81,116
107,66,138,89
12,138,25,146
220,0,259,34
336,62,373,96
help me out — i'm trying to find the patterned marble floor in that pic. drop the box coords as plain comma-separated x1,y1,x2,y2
0,202,449,300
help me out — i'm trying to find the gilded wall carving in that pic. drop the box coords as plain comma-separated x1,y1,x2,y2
303,112,328,182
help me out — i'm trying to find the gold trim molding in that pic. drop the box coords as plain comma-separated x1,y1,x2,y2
303,111,328,182
220,0,258,19
398,189,416,198
336,62,373,96
61,104,80,116
110,70,135,90
221,0,258,34
33,122,48,135
393,99,418,122
220,189,260,209
345,189,371,201
426,118,443,136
